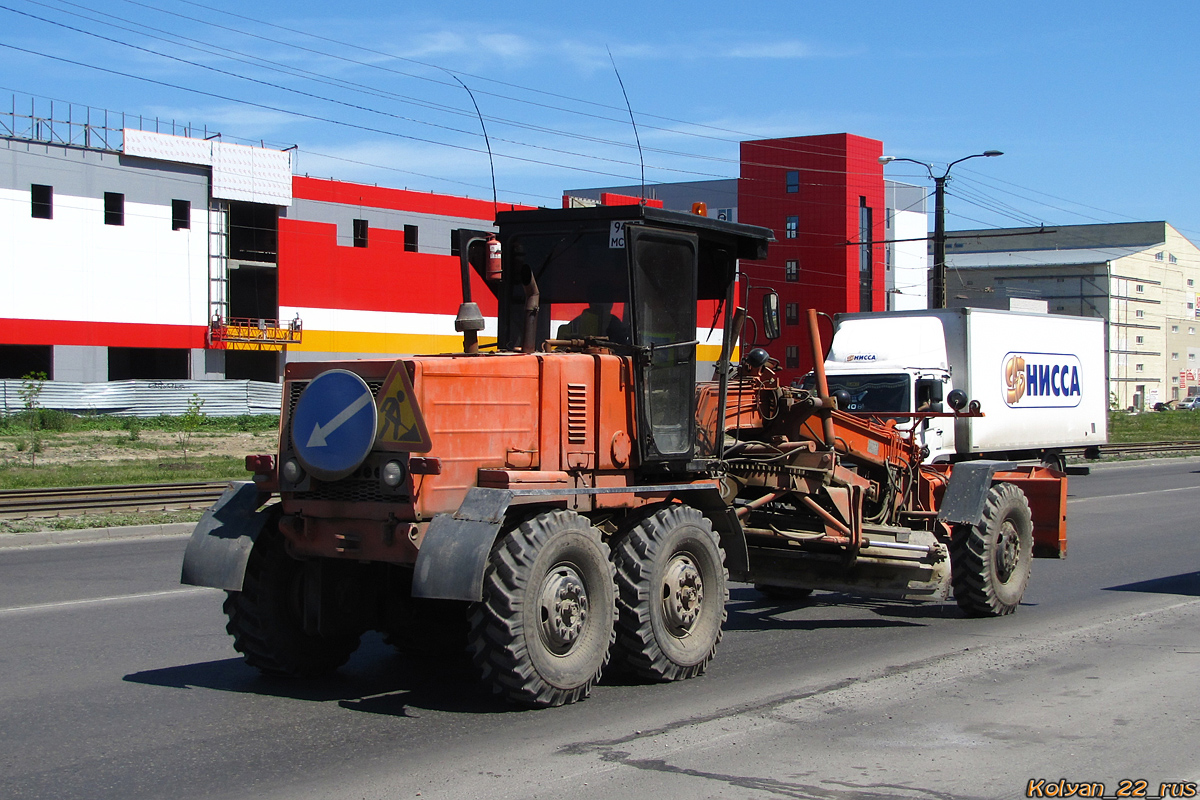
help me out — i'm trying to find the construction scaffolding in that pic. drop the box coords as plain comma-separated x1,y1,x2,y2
208,316,303,351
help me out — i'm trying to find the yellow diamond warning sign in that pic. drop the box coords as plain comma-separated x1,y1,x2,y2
375,361,432,452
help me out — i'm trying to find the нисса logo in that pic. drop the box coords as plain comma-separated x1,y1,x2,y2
845,354,877,362
1004,352,1082,408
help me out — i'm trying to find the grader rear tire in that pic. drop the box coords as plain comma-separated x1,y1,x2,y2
467,510,616,707
950,482,1034,617
611,505,728,681
224,526,361,677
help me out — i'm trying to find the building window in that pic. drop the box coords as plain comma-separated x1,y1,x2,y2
353,219,369,248
1191,353,1197,361
1135,335,1144,344
785,346,799,369
858,198,873,313
31,184,52,219
1172,325,1180,333
1188,279,1195,287
1156,252,1164,261
1190,303,1196,311
1135,364,1144,372
172,199,190,230
1191,327,1196,335
785,216,798,239
1135,284,1144,293
785,170,799,193
404,224,418,252
1135,309,1145,319
1172,352,1179,360
1170,254,1177,264
104,192,124,226
785,303,799,325
785,260,798,282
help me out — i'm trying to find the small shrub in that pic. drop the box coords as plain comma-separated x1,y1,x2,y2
18,371,47,466
176,395,207,463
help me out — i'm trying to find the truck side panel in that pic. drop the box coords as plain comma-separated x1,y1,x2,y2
961,309,1107,454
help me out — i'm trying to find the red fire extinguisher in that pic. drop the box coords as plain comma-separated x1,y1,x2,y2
486,233,502,282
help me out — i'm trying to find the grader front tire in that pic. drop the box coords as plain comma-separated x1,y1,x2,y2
467,510,616,707
611,505,728,682
950,482,1034,617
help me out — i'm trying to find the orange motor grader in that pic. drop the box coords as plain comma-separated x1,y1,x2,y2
182,204,1067,707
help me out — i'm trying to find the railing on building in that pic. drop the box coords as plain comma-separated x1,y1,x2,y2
208,316,303,351
2,92,220,152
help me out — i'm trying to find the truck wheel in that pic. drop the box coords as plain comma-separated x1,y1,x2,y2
611,505,728,681
223,526,361,677
467,510,616,707
950,482,1033,617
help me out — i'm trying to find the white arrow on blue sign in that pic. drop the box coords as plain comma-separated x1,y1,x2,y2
292,369,378,481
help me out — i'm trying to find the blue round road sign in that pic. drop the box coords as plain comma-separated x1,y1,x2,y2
292,369,378,481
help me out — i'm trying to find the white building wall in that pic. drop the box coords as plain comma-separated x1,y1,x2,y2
0,187,209,327
884,181,928,310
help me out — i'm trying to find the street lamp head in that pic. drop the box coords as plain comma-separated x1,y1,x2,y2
983,150,1004,157
878,155,896,165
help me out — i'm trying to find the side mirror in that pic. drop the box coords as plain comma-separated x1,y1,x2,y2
762,292,781,341
916,378,944,412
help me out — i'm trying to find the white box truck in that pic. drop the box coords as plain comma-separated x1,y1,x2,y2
816,308,1108,464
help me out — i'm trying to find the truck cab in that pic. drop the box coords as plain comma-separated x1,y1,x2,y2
819,313,956,460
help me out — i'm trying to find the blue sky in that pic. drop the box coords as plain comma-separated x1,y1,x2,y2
2,0,1198,239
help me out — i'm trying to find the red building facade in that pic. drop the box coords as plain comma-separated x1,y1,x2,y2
738,133,885,383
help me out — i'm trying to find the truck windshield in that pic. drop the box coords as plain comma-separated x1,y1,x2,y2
800,373,911,413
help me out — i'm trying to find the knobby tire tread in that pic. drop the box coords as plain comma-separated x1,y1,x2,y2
223,527,360,677
467,509,616,707
611,505,728,682
950,482,1033,617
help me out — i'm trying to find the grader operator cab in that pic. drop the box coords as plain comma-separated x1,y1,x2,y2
183,203,1068,707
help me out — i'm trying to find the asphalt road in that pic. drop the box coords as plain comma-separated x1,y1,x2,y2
2,458,1198,800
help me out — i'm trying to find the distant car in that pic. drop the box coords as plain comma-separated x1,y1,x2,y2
1154,401,1176,411
1178,396,1200,410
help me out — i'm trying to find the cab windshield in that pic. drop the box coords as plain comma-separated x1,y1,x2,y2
801,373,911,413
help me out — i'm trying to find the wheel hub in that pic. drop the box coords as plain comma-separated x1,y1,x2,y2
662,554,704,636
539,565,589,654
996,520,1019,582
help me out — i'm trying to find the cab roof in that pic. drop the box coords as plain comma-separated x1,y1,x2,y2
495,204,773,262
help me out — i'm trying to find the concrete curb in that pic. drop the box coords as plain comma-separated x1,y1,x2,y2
0,522,195,549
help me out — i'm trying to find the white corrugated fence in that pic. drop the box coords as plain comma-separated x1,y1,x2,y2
0,380,282,417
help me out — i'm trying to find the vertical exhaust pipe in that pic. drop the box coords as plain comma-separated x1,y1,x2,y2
806,309,836,450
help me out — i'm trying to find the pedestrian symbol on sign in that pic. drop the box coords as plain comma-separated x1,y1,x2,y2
375,361,432,452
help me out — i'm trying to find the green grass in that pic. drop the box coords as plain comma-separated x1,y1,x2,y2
0,509,204,534
0,411,278,435
1108,410,1200,443
0,456,250,490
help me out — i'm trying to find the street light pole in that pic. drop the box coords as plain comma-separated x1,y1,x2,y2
879,151,1003,309
932,174,948,308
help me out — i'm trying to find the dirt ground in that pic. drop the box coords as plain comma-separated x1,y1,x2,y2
0,428,279,467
